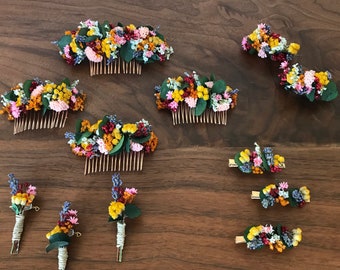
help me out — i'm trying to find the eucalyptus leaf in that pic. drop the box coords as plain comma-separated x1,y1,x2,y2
109,135,125,155
305,90,315,102
75,118,82,133
160,79,170,100
195,98,207,116
125,204,141,219
120,41,134,62
131,133,151,144
61,78,71,86
23,80,33,99
321,81,338,101
57,35,72,51
211,80,226,94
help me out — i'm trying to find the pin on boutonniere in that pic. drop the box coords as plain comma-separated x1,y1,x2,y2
0,78,86,134
154,71,239,125
251,181,311,208
229,142,285,174
108,173,141,262
8,173,39,254
55,19,174,76
46,201,81,270
235,224,302,253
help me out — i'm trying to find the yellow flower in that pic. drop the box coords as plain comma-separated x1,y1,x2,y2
89,120,102,132
172,89,184,102
70,38,78,53
262,184,276,194
288,43,300,55
292,228,302,246
108,201,125,220
268,37,279,49
300,186,311,202
247,225,262,240
87,28,95,36
197,85,209,100
101,38,112,58
248,31,258,42
315,72,330,86
46,225,62,239
239,150,250,163
122,123,138,134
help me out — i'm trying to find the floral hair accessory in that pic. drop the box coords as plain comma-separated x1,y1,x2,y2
154,71,239,125
8,173,39,254
0,78,86,134
279,61,338,102
241,23,300,62
55,19,174,76
108,173,141,262
235,224,302,252
229,142,285,174
46,201,81,270
65,115,158,175
251,182,311,208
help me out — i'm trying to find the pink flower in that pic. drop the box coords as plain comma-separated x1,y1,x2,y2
280,61,288,70
241,36,248,50
168,101,178,111
130,141,144,152
49,100,69,112
258,48,267,58
85,46,103,62
114,34,126,45
262,224,273,234
10,101,21,118
27,185,37,196
184,96,197,108
125,187,138,195
31,85,44,97
138,26,150,39
68,209,78,215
166,91,173,100
279,182,289,189
223,92,230,99
205,81,214,88
84,19,95,27
253,156,263,167
68,216,79,225
217,103,230,112
72,88,79,94
145,50,154,58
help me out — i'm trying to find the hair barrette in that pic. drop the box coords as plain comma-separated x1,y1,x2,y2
55,19,174,76
108,173,141,262
241,23,300,62
154,71,239,125
229,142,285,174
235,224,302,252
46,201,81,270
8,173,39,254
0,78,86,134
251,181,311,208
279,61,338,102
65,115,158,175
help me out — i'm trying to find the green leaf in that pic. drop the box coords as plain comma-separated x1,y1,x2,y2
288,188,299,207
120,41,135,62
234,152,244,168
109,135,125,155
243,225,254,242
3,91,17,102
61,78,71,86
210,74,216,81
195,98,207,116
78,27,89,36
57,35,72,51
260,153,270,171
321,81,338,101
156,32,164,41
75,118,83,133
84,35,99,43
305,90,315,102
42,96,50,115
211,80,226,94
10,204,20,215
160,79,170,100
131,133,151,144
199,76,209,86
125,204,141,219
23,80,33,99
76,131,93,144
46,232,70,253
100,21,111,38
98,116,109,137
125,136,130,153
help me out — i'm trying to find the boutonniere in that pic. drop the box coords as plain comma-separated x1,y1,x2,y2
65,115,158,175
229,142,285,174
46,201,81,270
0,78,86,134
108,173,141,262
235,224,302,252
251,181,311,208
55,19,174,76
154,71,239,125
8,173,39,254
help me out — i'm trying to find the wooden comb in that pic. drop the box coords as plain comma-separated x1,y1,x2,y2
89,57,142,76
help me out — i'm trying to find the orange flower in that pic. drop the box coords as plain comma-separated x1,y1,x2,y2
81,119,91,132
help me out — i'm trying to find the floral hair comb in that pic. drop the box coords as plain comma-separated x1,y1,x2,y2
279,61,338,102
0,78,86,134
235,224,302,252
46,201,81,270
241,23,300,62
65,115,158,175
8,173,39,254
55,19,174,76
251,181,311,208
229,142,285,174
108,173,141,262
154,71,239,125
